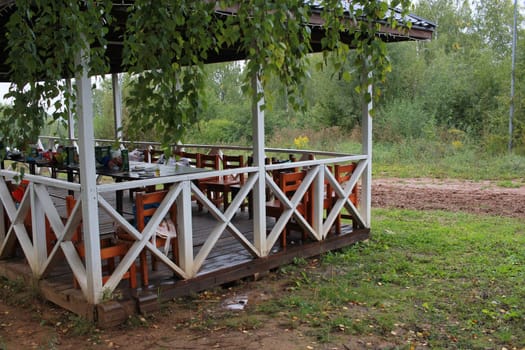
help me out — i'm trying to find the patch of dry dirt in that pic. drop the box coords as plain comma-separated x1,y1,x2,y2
1,178,524,349
372,177,525,218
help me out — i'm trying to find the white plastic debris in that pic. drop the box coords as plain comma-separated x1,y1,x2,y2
222,295,248,310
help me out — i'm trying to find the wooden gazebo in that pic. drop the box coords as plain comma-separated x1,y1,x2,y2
0,1,435,325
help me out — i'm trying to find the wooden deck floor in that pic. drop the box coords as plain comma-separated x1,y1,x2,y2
0,186,369,326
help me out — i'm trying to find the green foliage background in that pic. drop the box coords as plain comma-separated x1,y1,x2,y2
2,0,525,173
84,0,525,160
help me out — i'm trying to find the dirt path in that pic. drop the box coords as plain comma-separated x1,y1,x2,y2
1,177,524,349
372,177,525,218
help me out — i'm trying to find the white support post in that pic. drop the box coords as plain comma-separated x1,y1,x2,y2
0,190,4,242
30,183,47,275
312,165,324,239
361,67,373,228
177,181,194,276
112,73,123,143
251,72,267,256
76,49,103,304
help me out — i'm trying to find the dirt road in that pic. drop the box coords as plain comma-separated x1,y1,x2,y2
372,177,525,218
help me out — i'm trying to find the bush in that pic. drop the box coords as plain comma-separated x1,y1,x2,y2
374,99,435,142
187,119,240,144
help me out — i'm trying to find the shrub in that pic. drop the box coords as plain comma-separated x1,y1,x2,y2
374,99,435,142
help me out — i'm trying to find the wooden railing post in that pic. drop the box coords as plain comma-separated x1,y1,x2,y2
311,165,324,240
251,72,267,256
76,46,103,303
177,180,195,276
30,183,48,275
361,66,373,228
112,73,123,143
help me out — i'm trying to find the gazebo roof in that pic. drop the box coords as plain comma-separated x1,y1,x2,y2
0,1,435,82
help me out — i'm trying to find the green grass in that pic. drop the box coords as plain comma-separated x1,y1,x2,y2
257,209,525,348
320,139,525,180
371,141,525,180
497,179,524,188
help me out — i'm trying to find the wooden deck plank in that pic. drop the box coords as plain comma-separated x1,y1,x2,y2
152,228,369,302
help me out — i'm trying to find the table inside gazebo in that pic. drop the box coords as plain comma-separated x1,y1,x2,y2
96,161,210,214
3,156,211,213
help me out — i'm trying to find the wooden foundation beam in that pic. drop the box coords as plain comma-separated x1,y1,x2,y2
155,228,370,302
0,228,369,327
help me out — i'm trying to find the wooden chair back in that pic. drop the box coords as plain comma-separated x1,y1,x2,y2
271,155,299,183
195,153,221,210
278,171,305,202
135,190,177,231
65,195,81,243
223,154,244,169
247,156,271,166
198,153,220,170
266,171,311,248
127,190,179,286
66,195,137,289
222,154,245,184
333,163,358,232
334,163,358,205
135,190,178,261
220,154,246,211
180,151,199,167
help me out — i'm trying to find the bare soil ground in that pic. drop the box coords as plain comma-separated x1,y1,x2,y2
1,178,524,350
372,177,525,218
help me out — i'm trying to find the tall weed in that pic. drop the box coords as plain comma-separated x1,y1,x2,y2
373,139,525,180
267,126,358,152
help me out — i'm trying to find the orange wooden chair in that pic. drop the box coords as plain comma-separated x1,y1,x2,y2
5,180,57,257
66,196,137,289
223,155,244,178
172,151,201,207
201,154,245,211
223,154,245,210
270,154,300,183
332,163,359,233
133,190,178,287
243,156,272,218
198,153,220,171
265,171,312,248
197,153,221,210
179,151,200,167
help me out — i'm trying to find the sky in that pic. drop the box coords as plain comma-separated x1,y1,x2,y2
0,83,10,104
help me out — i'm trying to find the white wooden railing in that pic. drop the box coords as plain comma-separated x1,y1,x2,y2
0,141,370,301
